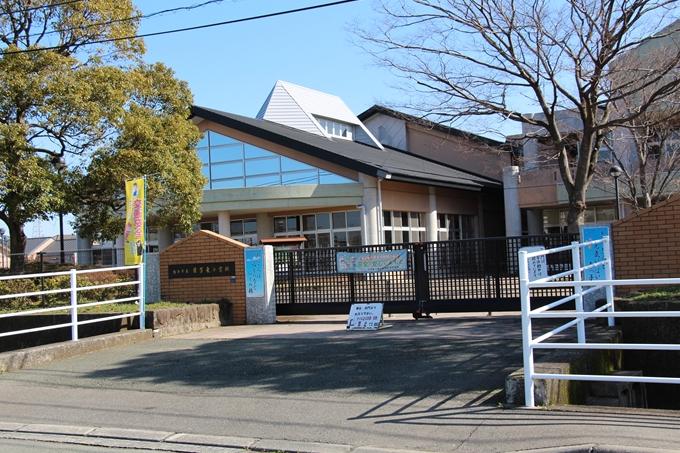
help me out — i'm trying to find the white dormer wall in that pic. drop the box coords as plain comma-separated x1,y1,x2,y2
256,82,321,136
257,80,383,149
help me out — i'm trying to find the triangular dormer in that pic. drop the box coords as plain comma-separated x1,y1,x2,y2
256,80,383,149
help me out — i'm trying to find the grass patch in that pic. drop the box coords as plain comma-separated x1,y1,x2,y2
629,287,680,301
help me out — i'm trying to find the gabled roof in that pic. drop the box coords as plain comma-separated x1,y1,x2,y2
256,80,383,148
192,106,500,190
358,105,503,147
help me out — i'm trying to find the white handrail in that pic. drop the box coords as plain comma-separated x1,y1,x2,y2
519,235,680,408
0,264,145,342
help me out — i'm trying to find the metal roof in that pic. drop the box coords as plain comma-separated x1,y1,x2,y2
192,106,501,190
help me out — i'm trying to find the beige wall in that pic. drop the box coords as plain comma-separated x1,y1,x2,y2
381,181,479,215
518,168,560,208
406,124,508,180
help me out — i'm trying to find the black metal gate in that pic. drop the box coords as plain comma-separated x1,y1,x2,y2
274,234,577,315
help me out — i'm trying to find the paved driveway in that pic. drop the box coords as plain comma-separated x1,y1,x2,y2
0,315,678,452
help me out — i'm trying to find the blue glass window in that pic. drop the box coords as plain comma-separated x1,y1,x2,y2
245,144,275,159
197,130,355,190
246,157,279,176
246,174,281,187
281,157,313,172
211,161,243,179
282,170,318,185
208,131,239,146
210,144,242,163
198,148,210,165
212,178,244,189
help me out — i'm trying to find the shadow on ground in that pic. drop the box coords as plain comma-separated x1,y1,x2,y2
85,317,523,398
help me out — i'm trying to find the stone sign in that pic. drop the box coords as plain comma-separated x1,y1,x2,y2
159,230,247,324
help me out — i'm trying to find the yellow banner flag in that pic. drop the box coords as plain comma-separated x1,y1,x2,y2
124,178,145,265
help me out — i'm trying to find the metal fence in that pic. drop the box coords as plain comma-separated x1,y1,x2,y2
0,264,145,342
1,248,123,274
274,233,578,315
519,238,680,408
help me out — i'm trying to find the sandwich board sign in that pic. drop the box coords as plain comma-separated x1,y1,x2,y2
521,246,548,281
347,303,384,330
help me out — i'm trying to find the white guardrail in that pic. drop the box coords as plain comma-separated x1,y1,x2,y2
519,237,680,408
0,264,145,341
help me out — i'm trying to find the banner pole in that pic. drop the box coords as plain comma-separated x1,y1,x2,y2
140,175,147,330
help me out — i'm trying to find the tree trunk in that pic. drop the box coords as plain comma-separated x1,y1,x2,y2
566,189,587,234
7,219,26,273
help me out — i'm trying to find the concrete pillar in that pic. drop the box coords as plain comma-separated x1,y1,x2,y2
503,166,522,237
426,187,438,242
526,209,543,235
157,227,173,252
218,211,231,237
76,234,92,265
359,174,380,245
256,212,273,241
245,245,276,324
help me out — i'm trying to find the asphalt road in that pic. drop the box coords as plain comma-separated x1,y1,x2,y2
0,315,678,452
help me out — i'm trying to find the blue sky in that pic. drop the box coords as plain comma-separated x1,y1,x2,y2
21,0,514,239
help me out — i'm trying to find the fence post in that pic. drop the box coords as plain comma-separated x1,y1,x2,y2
139,262,146,330
603,236,616,327
571,241,586,343
518,250,535,408
288,251,296,305
70,268,78,341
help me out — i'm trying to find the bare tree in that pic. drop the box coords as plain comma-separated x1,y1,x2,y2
602,115,680,211
359,0,680,231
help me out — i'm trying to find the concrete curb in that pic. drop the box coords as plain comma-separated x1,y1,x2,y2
0,330,153,374
509,444,680,453
0,422,436,453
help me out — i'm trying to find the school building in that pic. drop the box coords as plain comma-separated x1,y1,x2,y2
153,81,505,250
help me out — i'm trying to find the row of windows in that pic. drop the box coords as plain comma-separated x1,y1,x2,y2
542,206,616,234
197,210,477,247
382,211,477,243
198,130,353,189
315,116,354,139
274,210,363,248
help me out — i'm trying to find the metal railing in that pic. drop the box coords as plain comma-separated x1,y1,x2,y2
1,248,123,273
0,264,145,342
519,237,680,408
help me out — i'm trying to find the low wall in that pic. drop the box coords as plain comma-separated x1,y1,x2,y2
505,326,621,406
146,302,231,337
617,299,680,409
0,302,231,352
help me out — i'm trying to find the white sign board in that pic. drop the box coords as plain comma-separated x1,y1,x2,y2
521,246,548,281
346,303,384,330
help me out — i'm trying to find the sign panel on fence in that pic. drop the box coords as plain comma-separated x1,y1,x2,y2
580,224,611,281
347,303,384,330
337,250,408,273
244,247,265,298
521,246,548,281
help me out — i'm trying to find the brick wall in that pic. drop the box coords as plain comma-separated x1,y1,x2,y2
612,195,680,285
160,230,247,325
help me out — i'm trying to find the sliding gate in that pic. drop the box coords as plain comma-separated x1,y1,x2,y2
274,234,577,315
